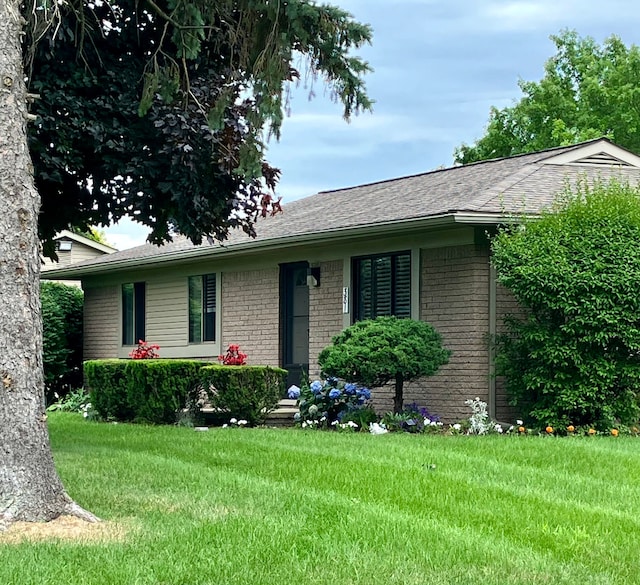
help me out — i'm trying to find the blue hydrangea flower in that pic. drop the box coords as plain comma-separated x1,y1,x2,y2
357,388,371,400
287,385,301,399
326,377,339,387
310,380,323,394
329,388,341,400
344,383,357,395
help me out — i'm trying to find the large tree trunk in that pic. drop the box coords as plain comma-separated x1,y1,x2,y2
0,0,95,526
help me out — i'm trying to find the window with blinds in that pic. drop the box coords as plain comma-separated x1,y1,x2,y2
188,274,216,343
353,252,411,321
122,282,145,345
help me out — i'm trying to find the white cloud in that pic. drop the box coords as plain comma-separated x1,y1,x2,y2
103,217,149,250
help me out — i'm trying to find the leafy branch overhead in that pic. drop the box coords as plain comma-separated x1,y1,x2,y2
23,0,373,253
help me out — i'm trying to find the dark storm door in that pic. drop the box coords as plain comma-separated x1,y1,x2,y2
281,262,309,388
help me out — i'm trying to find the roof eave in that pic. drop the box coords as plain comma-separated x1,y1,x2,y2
42,211,520,279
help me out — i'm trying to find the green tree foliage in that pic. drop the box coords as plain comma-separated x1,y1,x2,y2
455,30,640,164
70,227,111,247
318,316,451,413
492,180,640,430
24,0,373,256
40,282,84,401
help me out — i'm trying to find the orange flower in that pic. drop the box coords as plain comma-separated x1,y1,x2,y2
567,425,575,433
588,428,597,436
518,426,526,434
611,429,619,437
545,426,554,434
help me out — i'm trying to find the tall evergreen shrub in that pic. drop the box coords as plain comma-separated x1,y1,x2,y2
40,281,83,401
492,179,640,429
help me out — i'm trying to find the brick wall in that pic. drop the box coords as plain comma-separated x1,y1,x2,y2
371,245,491,421
221,268,280,366
84,285,119,359
308,260,344,378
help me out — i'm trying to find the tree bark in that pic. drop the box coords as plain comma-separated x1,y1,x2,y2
393,373,404,414
0,0,96,526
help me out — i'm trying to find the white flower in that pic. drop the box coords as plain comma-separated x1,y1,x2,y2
237,420,248,426
348,421,358,428
431,421,438,426
452,423,461,431
516,420,523,426
83,411,88,418
424,418,431,425
230,418,237,424
320,416,327,422
222,424,228,428
494,424,503,433
301,421,307,428
331,420,339,426
369,422,388,435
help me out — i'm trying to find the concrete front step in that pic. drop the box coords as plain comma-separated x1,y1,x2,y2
199,398,299,427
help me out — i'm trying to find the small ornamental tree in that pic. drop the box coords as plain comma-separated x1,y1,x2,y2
318,316,451,413
492,179,640,430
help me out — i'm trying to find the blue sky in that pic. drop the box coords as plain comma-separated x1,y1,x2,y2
104,0,640,249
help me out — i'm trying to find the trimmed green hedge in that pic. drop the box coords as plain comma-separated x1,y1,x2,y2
84,359,208,424
200,365,287,425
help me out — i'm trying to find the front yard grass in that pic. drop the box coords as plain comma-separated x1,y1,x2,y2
1,413,639,584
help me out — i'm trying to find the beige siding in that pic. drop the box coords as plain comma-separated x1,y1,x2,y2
146,277,189,348
70,242,106,264
221,268,280,366
84,285,119,359
308,260,344,378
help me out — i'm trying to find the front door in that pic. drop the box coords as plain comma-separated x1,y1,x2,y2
281,262,309,388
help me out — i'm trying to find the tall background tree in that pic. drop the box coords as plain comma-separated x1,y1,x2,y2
455,30,640,164
1,0,372,526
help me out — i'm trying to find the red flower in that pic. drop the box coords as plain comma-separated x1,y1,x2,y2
218,344,248,366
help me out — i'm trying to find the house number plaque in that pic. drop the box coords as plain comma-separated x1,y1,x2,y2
342,287,349,314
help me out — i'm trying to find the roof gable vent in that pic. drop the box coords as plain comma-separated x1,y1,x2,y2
541,141,640,168
570,152,634,168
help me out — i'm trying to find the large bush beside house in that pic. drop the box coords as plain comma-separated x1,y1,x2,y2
84,359,208,424
41,282,84,401
199,365,287,426
318,316,451,413
492,179,640,430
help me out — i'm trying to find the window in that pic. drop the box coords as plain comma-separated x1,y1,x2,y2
122,282,145,345
189,274,216,343
353,252,411,321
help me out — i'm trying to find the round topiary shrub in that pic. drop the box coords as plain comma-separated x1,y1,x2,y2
318,316,451,413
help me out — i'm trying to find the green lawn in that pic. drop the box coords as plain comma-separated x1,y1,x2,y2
2,413,639,585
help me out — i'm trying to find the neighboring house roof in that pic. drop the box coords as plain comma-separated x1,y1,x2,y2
51,230,118,255
41,231,117,283
42,138,640,278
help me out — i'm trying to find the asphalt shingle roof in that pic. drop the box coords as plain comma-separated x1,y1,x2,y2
45,138,640,276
